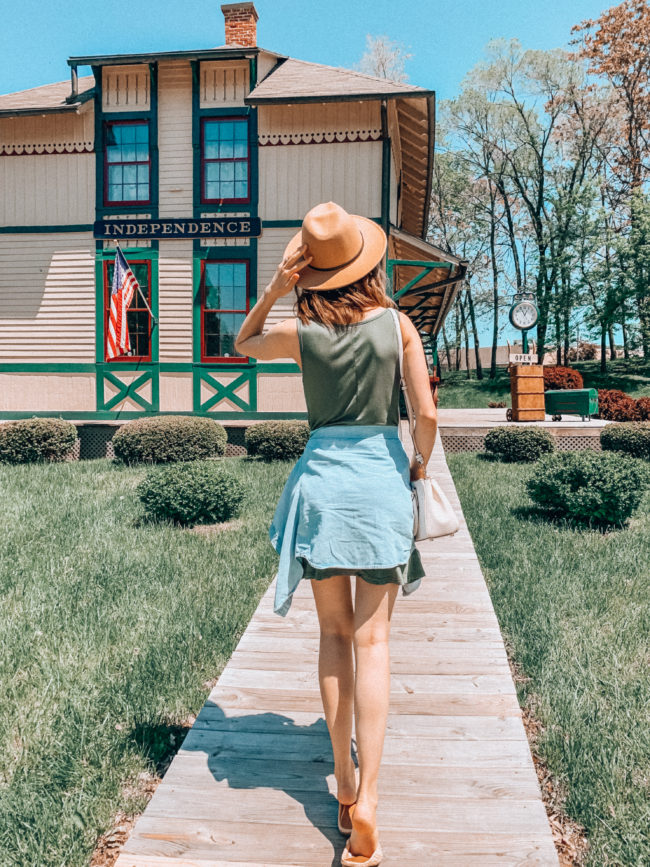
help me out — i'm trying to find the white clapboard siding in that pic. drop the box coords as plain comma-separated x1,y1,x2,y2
0,154,94,226
258,102,382,145
158,240,194,362
257,227,298,363
0,110,94,226
158,61,193,219
0,233,95,360
256,50,280,86
200,61,249,107
259,141,382,221
199,213,252,249
0,109,93,155
102,64,150,112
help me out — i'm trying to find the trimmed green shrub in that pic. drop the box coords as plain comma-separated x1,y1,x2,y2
112,416,227,464
137,461,244,526
597,389,642,422
636,396,650,421
543,365,584,390
245,420,310,460
0,418,77,464
484,426,555,462
526,450,650,527
601,422,650,460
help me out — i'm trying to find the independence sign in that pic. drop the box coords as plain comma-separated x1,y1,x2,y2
93,217,262,239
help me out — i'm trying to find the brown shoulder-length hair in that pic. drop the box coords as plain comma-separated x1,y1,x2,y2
294,262,397,327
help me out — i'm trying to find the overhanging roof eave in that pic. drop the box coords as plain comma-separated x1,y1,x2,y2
245,89,434,106
389,225,463,268
67,46,285,67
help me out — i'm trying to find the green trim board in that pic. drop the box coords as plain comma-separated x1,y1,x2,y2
0,364,97,373
0,225,94,234
0,411,308,421
0,362,301,374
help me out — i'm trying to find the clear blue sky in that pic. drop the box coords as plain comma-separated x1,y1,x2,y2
2,0,612,98
1,0,613,345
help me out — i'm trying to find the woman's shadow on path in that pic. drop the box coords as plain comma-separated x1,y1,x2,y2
178,701,356,864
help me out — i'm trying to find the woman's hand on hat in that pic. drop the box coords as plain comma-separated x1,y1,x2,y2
266,244,313,300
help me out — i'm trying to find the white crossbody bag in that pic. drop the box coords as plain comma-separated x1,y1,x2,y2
389,308,459,541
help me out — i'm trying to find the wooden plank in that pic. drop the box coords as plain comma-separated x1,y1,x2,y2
116,817,558,866
192,707,525,740
114,432,558,866
160,756,544,799
206,686,523,716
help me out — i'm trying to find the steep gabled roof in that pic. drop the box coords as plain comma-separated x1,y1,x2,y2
0,76,95,116
246,57,433,104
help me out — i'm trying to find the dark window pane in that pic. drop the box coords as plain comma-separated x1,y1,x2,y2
204,311,246,358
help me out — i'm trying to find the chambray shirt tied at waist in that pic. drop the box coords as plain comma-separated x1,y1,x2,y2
268,424,423,617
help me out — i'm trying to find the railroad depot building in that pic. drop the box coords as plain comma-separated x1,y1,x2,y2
0,2,465,426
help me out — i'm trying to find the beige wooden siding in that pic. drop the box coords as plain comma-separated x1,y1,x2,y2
158,61,193,218
256,227,298,363
102,64,150,112
158,240,193,362
0,373,95,412
258,102,382,145
0,233,95,360
199,61,249,107
256,372,306,412
0,154,94,226
159,372,193,412
259,141,382,221
256,51,279,87
0,110,93,155
0,109,94,226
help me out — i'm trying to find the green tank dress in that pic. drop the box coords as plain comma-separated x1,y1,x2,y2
296,307,425,588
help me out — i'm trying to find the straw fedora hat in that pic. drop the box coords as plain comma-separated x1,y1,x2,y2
283,201,387,291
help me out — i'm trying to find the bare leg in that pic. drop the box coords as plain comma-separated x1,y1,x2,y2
348,578,398,859
310,574,357,807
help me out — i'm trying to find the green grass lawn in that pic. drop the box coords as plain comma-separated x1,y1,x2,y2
0,456,292,867
447,452,650,866
437,357,650,409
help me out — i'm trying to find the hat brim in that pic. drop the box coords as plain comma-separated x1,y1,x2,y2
282,215,387,291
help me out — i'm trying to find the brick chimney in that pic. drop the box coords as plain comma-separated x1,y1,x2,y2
221,2,258,47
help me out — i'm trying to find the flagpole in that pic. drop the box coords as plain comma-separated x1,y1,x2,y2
116,244,158,327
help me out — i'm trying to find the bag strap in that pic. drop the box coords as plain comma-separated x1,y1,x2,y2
390,308,425,467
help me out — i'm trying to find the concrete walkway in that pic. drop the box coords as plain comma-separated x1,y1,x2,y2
115,428,559,866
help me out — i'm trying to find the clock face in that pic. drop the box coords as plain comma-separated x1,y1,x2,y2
511,300,538,329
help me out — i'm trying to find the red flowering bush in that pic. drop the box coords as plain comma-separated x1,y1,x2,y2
636,396,650,420
597,389,642,421
543,365,584,390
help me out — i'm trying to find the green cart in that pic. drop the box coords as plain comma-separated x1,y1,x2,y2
544,388,599,422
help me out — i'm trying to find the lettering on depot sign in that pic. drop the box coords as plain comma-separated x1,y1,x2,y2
93,217,262,239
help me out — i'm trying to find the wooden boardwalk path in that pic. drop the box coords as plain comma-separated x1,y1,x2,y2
116,429,558,866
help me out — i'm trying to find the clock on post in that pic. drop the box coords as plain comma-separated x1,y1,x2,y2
506,292,544,422
508,291,539,357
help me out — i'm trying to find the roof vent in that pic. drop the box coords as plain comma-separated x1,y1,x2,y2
221,2,258,48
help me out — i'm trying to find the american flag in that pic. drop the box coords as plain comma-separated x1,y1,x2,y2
107,246,138,359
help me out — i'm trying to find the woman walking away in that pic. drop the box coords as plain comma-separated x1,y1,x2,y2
235,201,437,866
